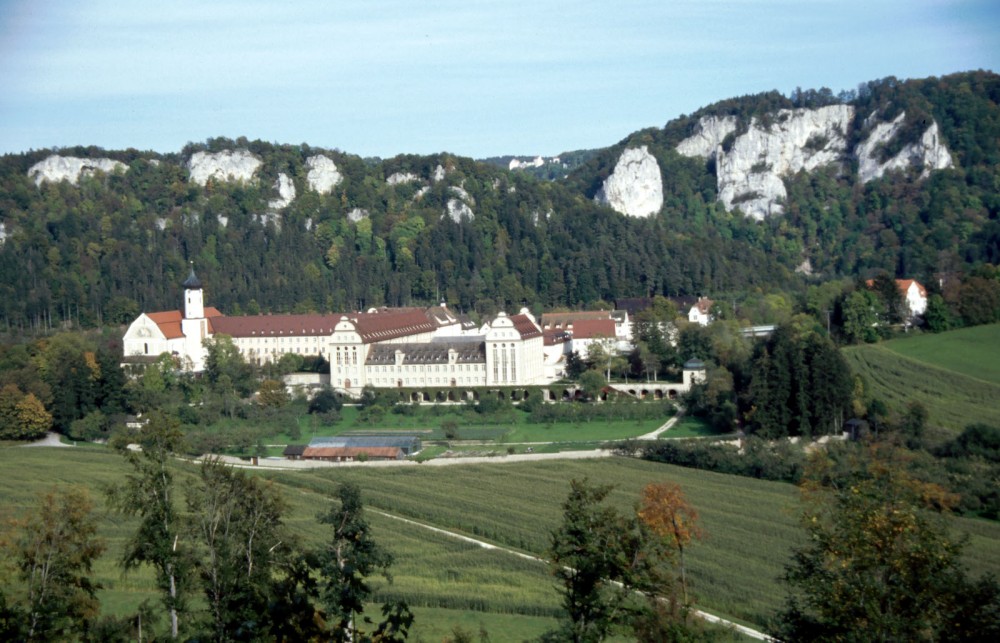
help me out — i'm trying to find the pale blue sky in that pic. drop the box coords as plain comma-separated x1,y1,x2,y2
1,0,997,158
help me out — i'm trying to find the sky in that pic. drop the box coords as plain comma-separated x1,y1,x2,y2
1,0,998,159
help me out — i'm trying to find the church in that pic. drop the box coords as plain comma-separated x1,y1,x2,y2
122,269,547,392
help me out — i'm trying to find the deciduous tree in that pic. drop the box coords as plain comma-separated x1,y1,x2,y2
638,482,703,604
8,487,105,641
108,411,189,639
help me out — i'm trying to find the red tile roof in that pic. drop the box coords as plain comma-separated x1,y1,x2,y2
146,310,183,338
348,309,437,343
567,318,616,339
541,310,611,329
302,446,402,459
510,313,543,339
212,313,342,337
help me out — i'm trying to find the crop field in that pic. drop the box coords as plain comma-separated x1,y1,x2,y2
3,446,999,639
842,328,1000,432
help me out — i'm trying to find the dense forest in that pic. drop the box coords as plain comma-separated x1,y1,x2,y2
0,71,998,329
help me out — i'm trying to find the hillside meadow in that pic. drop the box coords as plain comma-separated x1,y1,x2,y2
2,445,999,640
842,324,1000,432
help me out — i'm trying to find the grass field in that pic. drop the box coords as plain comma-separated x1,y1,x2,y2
882,324,1000,385
842,324,1000,432
3,445,999,639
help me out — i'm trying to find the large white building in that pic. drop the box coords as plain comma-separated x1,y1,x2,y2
123,269,546,391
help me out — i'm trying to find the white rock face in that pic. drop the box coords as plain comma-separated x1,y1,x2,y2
387,172,419,185
413,186,430,200
347,208,369,223
155,217,170,231
714,105,853,220
188,150,261,186
856,114,953,183
449,185,473,203
594,146,663,218
306,155,342,194
445,199,474,222
217,215,229,228
431,164,446,182
677,106,954,219
254,212,281,229
0,222,8,244
675,116,738,158
268,173,296,210
28,155,127,186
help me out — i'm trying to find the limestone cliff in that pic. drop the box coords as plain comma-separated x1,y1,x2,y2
855,114,953,183
268,173,296,210
306,155,342,194
593,146,663,218
188,150,261,186
28,155,127,186
676,106,953,219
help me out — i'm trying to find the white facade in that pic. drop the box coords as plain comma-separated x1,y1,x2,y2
124,274,547,389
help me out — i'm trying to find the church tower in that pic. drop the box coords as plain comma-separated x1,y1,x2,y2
183,265,204,320
181,265,209,370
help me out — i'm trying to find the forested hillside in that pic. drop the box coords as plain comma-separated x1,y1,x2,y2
0,71,997,329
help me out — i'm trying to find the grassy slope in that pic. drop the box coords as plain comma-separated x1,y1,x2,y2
881,324,1000,385
842,325,1000,431
3,446,999,638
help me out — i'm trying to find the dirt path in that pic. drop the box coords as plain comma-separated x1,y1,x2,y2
21,432,73,448
636,409,684,440
371,508,771,640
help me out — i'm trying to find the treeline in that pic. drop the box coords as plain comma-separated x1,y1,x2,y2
1,71,997,328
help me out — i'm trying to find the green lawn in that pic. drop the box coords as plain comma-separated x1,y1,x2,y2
881,324,1000,385
272,404,671,447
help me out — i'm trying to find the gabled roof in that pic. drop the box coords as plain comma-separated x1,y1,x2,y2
302,446,402,459
544,330,572,346
865,278,928,298
146,311,184,339
692,297,713,315
896,279,927,297
510,313,543,339
365,341,485,365
567,318,616,339
212,313,343,338
541,310,611,328
348,309,437,343
145,308,224,339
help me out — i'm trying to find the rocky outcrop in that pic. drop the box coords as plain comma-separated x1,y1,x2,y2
0,222,8,244
188,150,261,186
675,116,738,158
387,171,419,185
856,114,953,183
431,164,446,182
594,146,663,218
445,199,474,222
306,155,342,194
443,185,475,223
268,173,296,210
677,106,954,219
28,155,127,186
714,106,852,220
347,208,369,223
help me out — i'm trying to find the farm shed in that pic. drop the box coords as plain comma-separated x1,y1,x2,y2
309,435,422,455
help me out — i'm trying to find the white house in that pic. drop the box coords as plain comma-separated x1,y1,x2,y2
897,279,928,318
687,297,714,326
